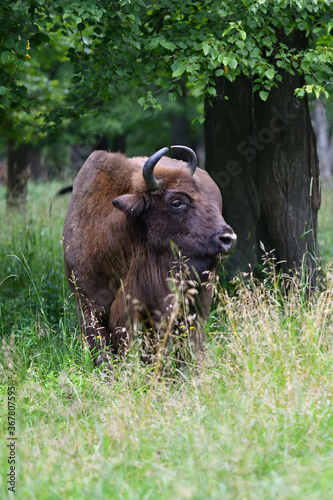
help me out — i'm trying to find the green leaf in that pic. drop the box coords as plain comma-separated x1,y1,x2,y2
265,68,275,80
222,55,230,66
172,64,186,78
17,85,27,97
327,18,333,35
225,73,236,82
295,88,305,98
259,90,269,101
159,39,176,51
0,96,9,107
236,40,245,50
4,39,15,50
207,86,217,96
202,44,210,56
191,115,205,125
1,51,17,64
228,57,238,69
0,86,7,95
71,75,82,84
132,41,140,50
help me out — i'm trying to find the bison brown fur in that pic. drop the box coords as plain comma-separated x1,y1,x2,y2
62,146,236,365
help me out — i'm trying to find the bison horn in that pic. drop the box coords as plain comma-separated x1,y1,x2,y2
143,145,198,191
142,147,169,191
171,145,197,175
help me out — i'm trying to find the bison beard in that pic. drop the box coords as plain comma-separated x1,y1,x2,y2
62,146,236,368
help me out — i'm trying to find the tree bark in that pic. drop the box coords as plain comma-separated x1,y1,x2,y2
205,55,320,285
7,139,29,208
205,75,265,276
255,72,320,284
27,148,41,180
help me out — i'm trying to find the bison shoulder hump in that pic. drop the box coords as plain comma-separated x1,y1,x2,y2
85,151,132,175
75,151,135,192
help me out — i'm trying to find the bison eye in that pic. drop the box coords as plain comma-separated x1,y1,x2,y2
170,200,186,211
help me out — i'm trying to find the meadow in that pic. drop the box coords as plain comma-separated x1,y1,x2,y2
0,181,332,500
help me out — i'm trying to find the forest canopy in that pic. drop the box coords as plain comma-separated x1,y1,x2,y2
0,0,332,124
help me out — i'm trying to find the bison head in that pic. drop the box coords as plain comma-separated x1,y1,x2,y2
112,146,236,279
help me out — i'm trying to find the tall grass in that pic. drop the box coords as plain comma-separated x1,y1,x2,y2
0,182,332,499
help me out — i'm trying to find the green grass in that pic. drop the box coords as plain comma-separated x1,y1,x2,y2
0,182,333,500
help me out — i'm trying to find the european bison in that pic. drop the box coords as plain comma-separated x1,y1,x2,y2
63,146,236,365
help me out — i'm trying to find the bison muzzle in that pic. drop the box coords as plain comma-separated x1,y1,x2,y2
62,146,236,366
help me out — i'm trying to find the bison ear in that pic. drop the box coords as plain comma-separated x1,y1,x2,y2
112,194,147,221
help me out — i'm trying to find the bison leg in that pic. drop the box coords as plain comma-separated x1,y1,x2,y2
108,296,132,355
77,302,114,370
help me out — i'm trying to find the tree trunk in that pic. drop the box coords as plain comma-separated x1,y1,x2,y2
256,72,320,284
205,68,320,285
7,139,29,208
205,75,265,276
27,148,41,180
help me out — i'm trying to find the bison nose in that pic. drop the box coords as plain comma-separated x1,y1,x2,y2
212,227,237,255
